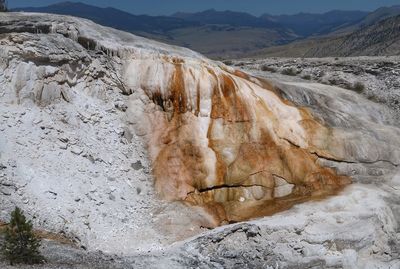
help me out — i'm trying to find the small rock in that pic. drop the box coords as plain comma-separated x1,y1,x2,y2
1,189,12,196
59,136,69,143
46,190,58,199
131,160,145,170
114,101,128,112
58,142,68,150
0,178,13,186
274,183,295,198
114,127,124,136
123,128,133,142
70,146,83,155
107,176,116,182
33,118,42,124
84,154,95,163
120,165,130,172
7,160,17,168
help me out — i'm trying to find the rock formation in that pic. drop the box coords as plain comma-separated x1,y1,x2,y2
125,59,352,225
1,13,400,268
0,12,355,226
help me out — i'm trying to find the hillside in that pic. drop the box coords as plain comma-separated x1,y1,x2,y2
333,5,400,34
262,10,368,36
250,14,400,58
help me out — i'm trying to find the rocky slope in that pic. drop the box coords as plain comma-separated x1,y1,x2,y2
251,15,400,58
233,56,400,120
333,5,400,34
0,13,400,268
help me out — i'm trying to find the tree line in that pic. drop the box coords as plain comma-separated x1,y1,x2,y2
0,0,7,12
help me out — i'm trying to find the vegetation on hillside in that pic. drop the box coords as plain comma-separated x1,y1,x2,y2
1,207,45,265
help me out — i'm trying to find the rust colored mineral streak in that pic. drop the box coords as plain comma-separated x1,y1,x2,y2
125,57,350,226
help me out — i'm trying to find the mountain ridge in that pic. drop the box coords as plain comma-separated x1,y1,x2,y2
171,8,281,28
250,14,400,58
11,1,400,58
12,1,200,34
262,10,369,36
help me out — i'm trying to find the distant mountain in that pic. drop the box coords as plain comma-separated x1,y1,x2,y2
332,14,400,56
13,2,296,58
12,1,199,34
359,5,400,26
334,5,400,33
12,2,400,58
250,14,400,58
262,10,369,36
167,24,296,59
172,9,279,28
169,9,296,58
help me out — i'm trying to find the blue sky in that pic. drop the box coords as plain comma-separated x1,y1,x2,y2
9,0,400,16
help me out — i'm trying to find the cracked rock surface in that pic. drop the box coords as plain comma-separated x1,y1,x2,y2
0,13,400,268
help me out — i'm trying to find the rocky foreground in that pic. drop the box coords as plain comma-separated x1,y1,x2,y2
232,57,400,120
0,13,400,268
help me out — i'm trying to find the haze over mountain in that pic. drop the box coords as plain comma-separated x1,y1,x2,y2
172,9,280,28
262,10,369,36
13,2,296,58
12,2,199,34
9,0,400,16
334,5,400,33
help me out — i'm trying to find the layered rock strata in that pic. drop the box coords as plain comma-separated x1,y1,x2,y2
0,12,389,226
123,60,351,224
1,14,399,264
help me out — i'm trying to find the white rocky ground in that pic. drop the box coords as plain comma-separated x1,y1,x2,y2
0,13,210,256
230,57,400,121
0,13,399,269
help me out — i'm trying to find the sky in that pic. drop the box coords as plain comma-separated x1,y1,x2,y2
8,0,400,16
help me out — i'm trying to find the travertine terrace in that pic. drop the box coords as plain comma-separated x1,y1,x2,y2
0,12,353,226
1,13,400,268
124,57,351,225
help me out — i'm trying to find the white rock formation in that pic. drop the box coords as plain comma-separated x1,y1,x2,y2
0,13,399,268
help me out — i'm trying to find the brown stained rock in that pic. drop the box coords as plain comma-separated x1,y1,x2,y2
128,57,350,226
